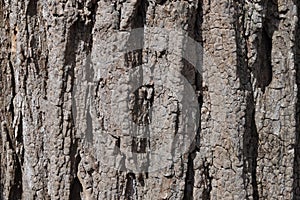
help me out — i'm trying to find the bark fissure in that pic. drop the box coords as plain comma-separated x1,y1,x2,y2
8,154,22,200
70,143,82,200
201,160,212,200
70,177,83,200
26,0,37,17
183,1,203,199
183,153,195,200
125,173,136,200
1,1,299,199
233,1,259,199
243,97,259,200
254,0,279,92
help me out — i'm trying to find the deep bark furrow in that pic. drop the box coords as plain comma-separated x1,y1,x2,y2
0,0,299,199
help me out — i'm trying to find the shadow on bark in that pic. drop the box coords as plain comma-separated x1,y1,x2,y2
66,2,99,199
293,0,300,199
253,0,279,93
66,0,98,144
234,0,280,198
233,1,260,199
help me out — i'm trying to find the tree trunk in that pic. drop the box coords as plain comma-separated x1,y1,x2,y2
0,0,299,199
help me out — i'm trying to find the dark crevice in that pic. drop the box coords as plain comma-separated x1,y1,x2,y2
70,177,83,200
129,85,153,174
4,125,13,154
16,113,24,170
183,0,203,199
1,2,24,199
253,0,279,93
69,105,81,200
66,1,98,145
170,101,180,160
26,0,37,17
70,152,82,200
233,1,259,199
130,0,148,29
114,136,121,154
138,173,145,187
183,153,195,200
293,0,300,199
130,85,154,125
8,60,15,122
26,0,40,79
16,114,23,145
157,0,167,6
125,173,136,200
70,138,80,176
2,124,21,200
243,96,259,200
255,27,273,92
124,0,148,68
132,137,147,153
116,171,121,200
124,49,143,69
201,160,212,199
64,1,98,75
8,154,22,200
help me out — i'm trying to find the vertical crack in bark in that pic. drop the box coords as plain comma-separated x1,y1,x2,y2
201,160,212,200
70,177,83,200
183,153,195,200
233,1,259,199
66,2,98,198
5,37,23,200
8,61,15,121
256,27,272,92
125,173,137,200
0,2,16,197
2,121,23,200
131,85,154,126
26,0,37,17
293,0,300,198
130,0,148,29
8,154,22,200
66,1,98,144
70,151,82,200
183,0,203,199
254,0,279,93
243,96,259,200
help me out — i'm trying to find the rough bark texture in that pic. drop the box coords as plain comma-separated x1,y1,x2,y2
0,0,299,199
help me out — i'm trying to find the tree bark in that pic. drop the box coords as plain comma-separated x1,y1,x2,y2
0,0,299,199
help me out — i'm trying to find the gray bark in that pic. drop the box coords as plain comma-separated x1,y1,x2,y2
0,0,299,199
